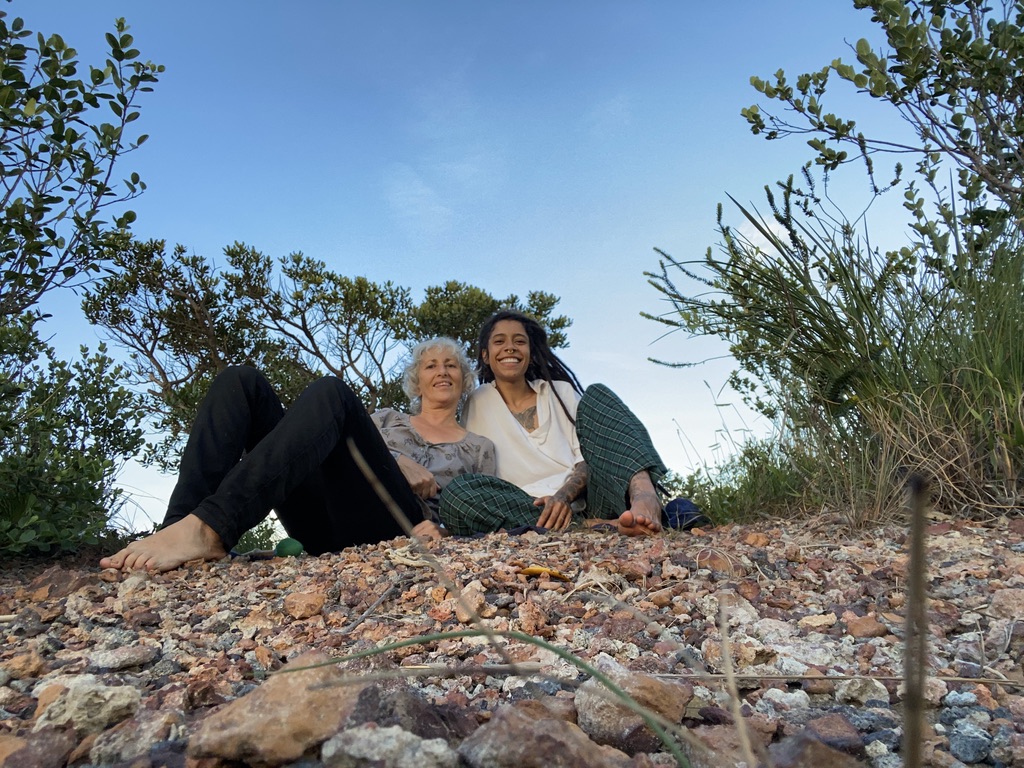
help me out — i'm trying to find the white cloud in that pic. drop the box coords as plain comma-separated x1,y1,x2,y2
382,162,454,238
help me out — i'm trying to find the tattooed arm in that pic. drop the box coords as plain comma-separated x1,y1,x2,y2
535,461,588,531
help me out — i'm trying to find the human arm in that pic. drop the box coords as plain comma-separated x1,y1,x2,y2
535,460,588,531
394,453,440,500
412,519,448,541
371,409,441,500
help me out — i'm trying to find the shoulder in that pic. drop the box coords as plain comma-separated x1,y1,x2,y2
550,380,581,400
466,382,498,399
371,408,408,427
464,382,501,411
461,430,496,471
533,379,580,404
462,429,496,451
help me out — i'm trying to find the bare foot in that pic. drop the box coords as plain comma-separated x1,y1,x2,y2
99,514,227,573
583,510,662,537
615,509,662,537
622,488,663,536
412,520,449,542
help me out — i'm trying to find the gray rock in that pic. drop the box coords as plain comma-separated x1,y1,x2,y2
89,709,183,765
944,690,978,707
322,723,458,768
949,721,992,764
33,677,140,735
864,728,901,751
835,676,889,705
86,643,160,672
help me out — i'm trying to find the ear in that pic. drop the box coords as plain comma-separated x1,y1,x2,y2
481,348,490,366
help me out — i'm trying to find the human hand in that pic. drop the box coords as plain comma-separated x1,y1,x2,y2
534,495,573,531
396,455,440,499
412,519,446,542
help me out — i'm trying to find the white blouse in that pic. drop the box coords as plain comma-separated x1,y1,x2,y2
461,380,583,498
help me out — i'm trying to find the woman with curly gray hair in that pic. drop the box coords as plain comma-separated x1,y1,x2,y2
100,337,494,573
401,336,476,413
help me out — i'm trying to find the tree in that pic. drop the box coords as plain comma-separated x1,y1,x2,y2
741,0,1024,218
0,10,160,552
647,0,1024,517
84,238,573,472
1,11,162,319
414,280,572,359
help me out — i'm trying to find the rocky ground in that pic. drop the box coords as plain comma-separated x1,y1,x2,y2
0,514,1023,767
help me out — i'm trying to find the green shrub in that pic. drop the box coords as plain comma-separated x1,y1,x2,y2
0,315,145,554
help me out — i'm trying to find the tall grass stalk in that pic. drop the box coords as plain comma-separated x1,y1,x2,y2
647,170,1024,523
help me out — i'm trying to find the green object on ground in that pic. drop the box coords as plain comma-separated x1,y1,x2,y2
274,537,304,557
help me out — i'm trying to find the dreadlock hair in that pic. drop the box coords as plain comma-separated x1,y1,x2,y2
476,309,584,423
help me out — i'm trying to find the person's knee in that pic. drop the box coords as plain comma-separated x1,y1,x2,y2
584,382,618,401
299,376,364,415
210,365,267,394
442,473,484,501
220,364,260,381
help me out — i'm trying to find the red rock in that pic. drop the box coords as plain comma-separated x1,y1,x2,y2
516,599,549,636
0,725,77,768
459,704,633,768
575,653,692,755
283,590,326,619
800,669,835,695
843,612,888,638
454,582,495,623
803,713,865,757
694,548,745,577
769,731,865,767
737,579,761,601
188,650,370,764
0,734,28,764
1,649,47,679
989,588,1024,619
19,566,96,602
684,724,748,766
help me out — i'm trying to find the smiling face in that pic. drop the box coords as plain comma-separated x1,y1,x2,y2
481,319,531,385
416,346,464,408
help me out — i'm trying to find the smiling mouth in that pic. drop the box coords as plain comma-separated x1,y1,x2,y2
498,357,521,364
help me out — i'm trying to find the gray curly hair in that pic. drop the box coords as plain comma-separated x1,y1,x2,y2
402,337,475,413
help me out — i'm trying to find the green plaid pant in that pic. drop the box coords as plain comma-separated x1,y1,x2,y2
439,383,667,535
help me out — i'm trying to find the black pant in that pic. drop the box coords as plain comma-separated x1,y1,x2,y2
164,366,419,554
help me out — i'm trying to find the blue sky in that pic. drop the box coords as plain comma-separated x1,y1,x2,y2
21,1,905,527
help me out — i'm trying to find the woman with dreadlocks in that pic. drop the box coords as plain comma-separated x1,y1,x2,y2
437,309,667,537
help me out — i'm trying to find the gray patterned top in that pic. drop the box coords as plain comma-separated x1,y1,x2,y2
371,408,497,521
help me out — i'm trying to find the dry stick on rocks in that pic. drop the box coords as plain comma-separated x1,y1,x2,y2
653,672,1024,689
718,604,760,768
337,582,401,636
344,437,518,669
904,474,929,768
